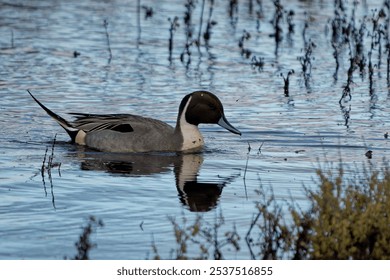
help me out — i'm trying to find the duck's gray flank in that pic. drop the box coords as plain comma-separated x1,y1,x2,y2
28,90,241,153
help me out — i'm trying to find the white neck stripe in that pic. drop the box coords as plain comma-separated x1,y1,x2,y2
179,96,204,151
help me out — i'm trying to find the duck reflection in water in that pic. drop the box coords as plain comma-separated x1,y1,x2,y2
76,148,238,212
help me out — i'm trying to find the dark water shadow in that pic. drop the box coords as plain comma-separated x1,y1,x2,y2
69,147,238,212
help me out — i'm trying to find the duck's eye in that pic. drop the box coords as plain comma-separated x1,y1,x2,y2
208,104,217,111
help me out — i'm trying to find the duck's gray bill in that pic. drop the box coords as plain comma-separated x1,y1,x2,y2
218,116,241,136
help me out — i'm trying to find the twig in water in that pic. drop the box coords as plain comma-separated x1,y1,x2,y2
39,134,61,209
197,0,205,49
229,0,238,27
258,142,264,155
255,0,264,32
339,57,355,104
11,29,14,48
286,10,295,46
140,221,144,231
142,5,153,19
180,41,194,67
387,41,390,87
103,19,112,63
302,12,309,48
331,41,340,81
244,144,251,180
340,103,351,128
137,2,154,48
48,135,60,208
168,17,180,62
30,134,61,209
270,0,284,56
203,0,217,47
41,146,48,183
243,142,252,199
183,0,196,41
281,70,294,96
251,56,264,72
298,40,315,89
238,30,252,59
137,0,141,48
287,10,295,35
366,9,386,95
181,0,197,66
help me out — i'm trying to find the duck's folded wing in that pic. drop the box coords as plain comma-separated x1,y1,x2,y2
69,113,134,133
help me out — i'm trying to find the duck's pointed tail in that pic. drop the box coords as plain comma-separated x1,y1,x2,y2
27,90,79,142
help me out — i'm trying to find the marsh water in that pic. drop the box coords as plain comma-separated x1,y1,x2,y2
1,0,389,259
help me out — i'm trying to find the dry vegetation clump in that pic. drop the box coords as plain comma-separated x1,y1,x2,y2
154,164,390,260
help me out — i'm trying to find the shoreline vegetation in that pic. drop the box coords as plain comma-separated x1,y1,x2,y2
73,161,390,260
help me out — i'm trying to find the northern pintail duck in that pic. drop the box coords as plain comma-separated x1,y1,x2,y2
28,90,241,153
